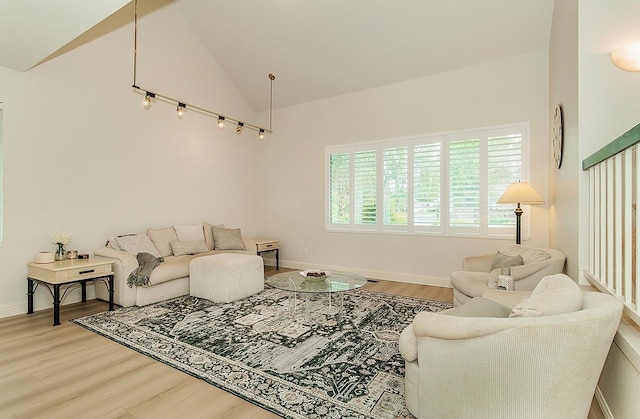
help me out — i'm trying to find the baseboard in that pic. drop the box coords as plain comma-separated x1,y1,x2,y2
277,259,451,288
593,386,614,419
0,284,96,319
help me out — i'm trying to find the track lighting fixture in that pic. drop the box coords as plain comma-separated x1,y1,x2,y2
131,0,275,139
177,102,186,117
143,92,155,106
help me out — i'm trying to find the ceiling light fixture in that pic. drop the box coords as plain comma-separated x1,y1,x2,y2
611,40,640,71
143,91,155,106
177,102,186,117
131,0,275,140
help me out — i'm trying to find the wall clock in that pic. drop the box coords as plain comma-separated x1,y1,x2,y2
552,104,563,169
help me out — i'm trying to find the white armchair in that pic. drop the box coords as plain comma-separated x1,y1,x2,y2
399,274,623,419
450,244,566,306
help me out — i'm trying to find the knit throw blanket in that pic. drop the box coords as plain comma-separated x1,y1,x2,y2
127,252,164,287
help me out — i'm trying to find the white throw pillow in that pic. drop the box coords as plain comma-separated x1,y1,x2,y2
115,233,160,258
174,224,205,242
170,239,209,256
509,274,582,318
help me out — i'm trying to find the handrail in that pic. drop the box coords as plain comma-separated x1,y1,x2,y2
582,122,640,171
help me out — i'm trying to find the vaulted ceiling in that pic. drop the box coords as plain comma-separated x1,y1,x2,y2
0,0,554,111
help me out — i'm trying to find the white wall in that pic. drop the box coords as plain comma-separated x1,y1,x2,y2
0,2,263,317
255,49,550,285
549,0,579,280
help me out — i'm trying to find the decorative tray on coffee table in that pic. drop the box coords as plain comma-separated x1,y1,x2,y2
299,269,331,280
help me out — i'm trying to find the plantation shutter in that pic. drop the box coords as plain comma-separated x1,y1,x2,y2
413,141,442,227
383,146,408,226
449,136,480,229
487,129,523,228
329,152,350,224
353,150,377,225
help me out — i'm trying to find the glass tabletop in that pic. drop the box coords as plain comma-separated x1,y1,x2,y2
266,270,368,294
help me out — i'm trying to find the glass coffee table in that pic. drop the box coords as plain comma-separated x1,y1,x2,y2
266,270,368,316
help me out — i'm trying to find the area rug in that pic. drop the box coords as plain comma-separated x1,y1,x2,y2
73,288,452,418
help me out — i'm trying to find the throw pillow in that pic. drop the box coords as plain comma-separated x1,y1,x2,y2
211,226,246,251
520,248,551,264
147,227,178,258
203,222,225,250
115,233,160,258
170,239,209,257
443,297,512,318
491,251,524,271
509,273,583,318
174,224,205,242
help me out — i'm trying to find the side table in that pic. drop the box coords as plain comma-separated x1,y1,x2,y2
255,239,279,270
27,257,115,326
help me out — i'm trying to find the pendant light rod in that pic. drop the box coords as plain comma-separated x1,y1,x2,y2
131,0,274,137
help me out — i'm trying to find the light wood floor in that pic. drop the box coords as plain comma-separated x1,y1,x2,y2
0,267,452,419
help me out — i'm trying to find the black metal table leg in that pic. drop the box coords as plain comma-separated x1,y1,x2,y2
108,275,115,311
53,284,61,326
27,278,34,314
81,281,87,302
275,249,279,270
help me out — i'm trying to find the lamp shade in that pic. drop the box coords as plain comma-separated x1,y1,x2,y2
497,182,545,205
611,40,640,72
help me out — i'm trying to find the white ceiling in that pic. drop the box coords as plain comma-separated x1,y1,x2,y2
0,0,555,111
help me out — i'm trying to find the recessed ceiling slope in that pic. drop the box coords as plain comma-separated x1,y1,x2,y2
0,0,130,71
175,0,554,111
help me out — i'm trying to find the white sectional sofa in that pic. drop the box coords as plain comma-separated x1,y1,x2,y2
94,222,257,307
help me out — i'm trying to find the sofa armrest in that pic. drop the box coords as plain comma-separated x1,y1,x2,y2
482,289,532,309
242,237,257,254
93,247,139,307
462,254,495,272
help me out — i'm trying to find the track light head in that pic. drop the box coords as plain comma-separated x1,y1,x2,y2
236,122,244,135
177,102,186,117
258,129,265,141
143,92,155,107
217,116,225,130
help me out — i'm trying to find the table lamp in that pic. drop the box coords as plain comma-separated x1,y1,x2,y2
497,181,545,244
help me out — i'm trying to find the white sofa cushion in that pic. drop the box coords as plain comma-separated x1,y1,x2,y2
510,273,583,318
444,297,512,318
147,227,177,257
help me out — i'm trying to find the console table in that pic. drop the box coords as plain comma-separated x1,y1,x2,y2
27,258,115,326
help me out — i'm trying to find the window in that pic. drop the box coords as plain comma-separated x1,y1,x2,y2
326,123,529,238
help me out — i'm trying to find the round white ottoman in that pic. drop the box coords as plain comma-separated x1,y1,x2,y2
189,254,264,303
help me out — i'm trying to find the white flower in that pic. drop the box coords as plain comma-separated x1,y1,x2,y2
52,232,72,245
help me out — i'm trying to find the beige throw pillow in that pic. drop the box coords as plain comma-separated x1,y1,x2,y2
170,239,209,256
115,233,160,258
174,224,205,242
203,222,225,250
211,226,246,251
147,227,178,257
510,274,583,318
491,251,524,271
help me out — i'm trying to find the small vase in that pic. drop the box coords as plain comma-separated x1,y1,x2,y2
55,243,66,261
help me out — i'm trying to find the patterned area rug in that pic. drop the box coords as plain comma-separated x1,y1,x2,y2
73,288,451,418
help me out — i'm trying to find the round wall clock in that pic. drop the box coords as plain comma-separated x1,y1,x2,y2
552,104,563,168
